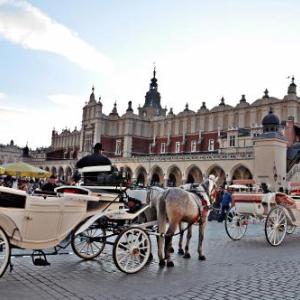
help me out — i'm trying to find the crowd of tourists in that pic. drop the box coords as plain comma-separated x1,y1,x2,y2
0,175,76,194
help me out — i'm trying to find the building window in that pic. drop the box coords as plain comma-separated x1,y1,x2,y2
115,139,122,155
229,135,236,147
84,134,93,152
161,143,166,154
191,140,197,152
208,139,214,151
175,142,181,153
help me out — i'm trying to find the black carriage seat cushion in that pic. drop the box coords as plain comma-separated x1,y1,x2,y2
83,171,125,186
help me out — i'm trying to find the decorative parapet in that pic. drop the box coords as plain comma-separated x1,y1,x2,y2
113,150,254,163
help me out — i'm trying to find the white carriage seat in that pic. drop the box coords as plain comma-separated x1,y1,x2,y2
261,192,297,209
233,193,264,204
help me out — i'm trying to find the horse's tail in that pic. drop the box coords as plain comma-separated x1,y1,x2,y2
157,189,170,234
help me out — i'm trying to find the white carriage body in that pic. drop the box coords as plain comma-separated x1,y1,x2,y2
0,186,123,250
233,190,300,225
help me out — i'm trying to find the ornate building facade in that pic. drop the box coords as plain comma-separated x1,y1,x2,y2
31,70,300,190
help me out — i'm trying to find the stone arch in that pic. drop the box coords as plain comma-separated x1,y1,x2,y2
51,166,57,176
230,164,253,181
167,164,182,187
124,166,133,183
206,164,226,186
135,166,147,186
150,165,164,186
58,166,64,181
185,165,203,184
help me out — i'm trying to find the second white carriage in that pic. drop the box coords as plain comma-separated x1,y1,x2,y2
225,180,300,246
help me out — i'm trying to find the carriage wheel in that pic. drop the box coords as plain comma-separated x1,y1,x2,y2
265,206,287,246
113,227,151,274
225,207,248,241
71,226,106,260
0,228,10,278
287,224,296,235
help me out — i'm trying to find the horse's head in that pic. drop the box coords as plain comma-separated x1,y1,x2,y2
207,174,218,203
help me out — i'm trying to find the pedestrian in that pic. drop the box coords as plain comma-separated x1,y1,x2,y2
18,179,28,192
208,186,224,221
218,187,232,222
41,175,58,192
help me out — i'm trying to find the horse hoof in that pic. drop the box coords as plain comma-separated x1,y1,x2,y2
167,261,174,267
159,260,165,267
169,247,174,253
183,253,191,259
147,253,153,264
178,249,184,255
199,255,206,261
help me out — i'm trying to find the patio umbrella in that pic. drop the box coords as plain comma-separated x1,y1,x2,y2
2,162,50,178
0,166,5,175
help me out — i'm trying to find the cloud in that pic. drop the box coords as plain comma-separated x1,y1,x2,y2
0,92,6,99
0,101,82,148
48,94,84,107
0,0,112,73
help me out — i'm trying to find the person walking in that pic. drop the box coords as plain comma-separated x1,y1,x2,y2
218,187,232,222
208,186,224,221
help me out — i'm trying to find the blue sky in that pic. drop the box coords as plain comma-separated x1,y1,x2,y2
0,0,300,148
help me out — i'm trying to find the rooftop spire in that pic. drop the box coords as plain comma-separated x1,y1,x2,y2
126,101,133,113
89,85,96,103
219,97,225,106
240,94,246,103
263,89,269,98
109,101,119,116
288,76,297,95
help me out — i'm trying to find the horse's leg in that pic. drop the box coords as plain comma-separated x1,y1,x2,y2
165,222,177,267
178,222,184,255
157,207,167,267
183,224,192,259
198,217,207,261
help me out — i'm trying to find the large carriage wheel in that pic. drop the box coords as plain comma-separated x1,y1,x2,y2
265,206,287,246
0,228,10,278
113,227,151,274
225,207,248,241
71,225,106,260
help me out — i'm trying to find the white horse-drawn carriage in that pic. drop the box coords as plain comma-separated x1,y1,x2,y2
225,180,300,246
0,165,158,278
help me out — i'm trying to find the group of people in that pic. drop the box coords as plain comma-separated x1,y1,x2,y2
208,186,233,222
0,174,77,194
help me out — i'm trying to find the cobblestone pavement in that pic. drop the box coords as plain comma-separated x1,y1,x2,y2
2,221,300,300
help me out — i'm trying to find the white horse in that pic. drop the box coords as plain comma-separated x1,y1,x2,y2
149,175,218,267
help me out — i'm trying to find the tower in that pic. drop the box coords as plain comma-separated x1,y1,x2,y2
138,67,167,118
253,108,287,190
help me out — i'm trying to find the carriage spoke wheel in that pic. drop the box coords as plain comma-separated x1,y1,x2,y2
265,206,287,246
0,228,10,278
71,226,106,260
225,207,248,241
113,227,151,274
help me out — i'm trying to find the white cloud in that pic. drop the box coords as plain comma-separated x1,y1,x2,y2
0,101,82,148
0,92,6,99
0,0,112,73
48,94,84,107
